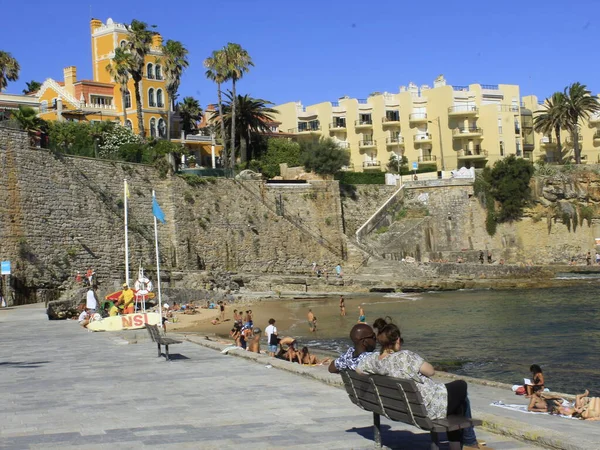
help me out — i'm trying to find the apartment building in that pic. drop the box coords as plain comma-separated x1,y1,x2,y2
274,76,599,172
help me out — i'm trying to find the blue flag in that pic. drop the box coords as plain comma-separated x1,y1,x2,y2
152,196,166,223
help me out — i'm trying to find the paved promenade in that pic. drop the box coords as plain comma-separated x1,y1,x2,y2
0,305,597,449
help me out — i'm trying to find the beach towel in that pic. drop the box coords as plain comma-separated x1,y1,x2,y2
490,401,578,420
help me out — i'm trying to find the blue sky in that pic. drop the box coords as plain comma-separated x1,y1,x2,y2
2,0,599,107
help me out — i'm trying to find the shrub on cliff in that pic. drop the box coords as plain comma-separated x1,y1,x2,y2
258,138,301,178
300,137,350,175
476,156,534,228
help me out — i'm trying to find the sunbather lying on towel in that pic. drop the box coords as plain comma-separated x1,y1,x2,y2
528,390,600,419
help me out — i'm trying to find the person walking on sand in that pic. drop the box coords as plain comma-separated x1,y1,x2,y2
219,301,225,321
307,309,316,332
358,305,366,324
339,295,346,316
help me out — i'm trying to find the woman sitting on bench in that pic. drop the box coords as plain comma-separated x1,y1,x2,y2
357,323,488,450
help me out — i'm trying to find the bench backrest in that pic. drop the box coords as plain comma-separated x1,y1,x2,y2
146,324,160,342
341,370,434,430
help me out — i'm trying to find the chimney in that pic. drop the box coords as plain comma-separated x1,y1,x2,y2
152,33,163,48
64,66,77,96
90,18,102,33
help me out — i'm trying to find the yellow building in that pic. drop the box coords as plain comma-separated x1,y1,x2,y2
36,18,170,138
274,76,599,172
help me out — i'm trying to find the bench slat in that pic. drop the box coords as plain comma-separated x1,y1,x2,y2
371,383,426,409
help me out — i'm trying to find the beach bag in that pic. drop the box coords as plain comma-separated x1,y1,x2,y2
269,333,279,346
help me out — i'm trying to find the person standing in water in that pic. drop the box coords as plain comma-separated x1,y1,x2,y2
307,309,316,332
339,295,346,316
358,305,366,323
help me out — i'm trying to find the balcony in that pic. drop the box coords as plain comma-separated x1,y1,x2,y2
386,136,405,146
457,149,488,160
335,141,350,149
590,114,600,124
448,105,479,116
565,135,583,144
359,139,377,149
362,161,381,170
382,116,400,127
453,127,483,138
288,125,321,134
329,122,347,132
594,131,600,142
355,119,373,129
540,136,557,146
418,155,436,163
409,112,428,123
414,133,432,143
340,163,355,171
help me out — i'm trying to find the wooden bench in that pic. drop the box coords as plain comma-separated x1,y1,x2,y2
146,324,182,361
340,370,482,450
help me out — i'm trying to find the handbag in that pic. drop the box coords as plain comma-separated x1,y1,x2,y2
269,332,279,346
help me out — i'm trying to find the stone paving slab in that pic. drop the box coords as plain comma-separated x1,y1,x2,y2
0,305,587,449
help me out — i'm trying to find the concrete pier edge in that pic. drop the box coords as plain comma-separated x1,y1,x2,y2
181,334,586,450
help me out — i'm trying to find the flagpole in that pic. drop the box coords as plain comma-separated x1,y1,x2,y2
152,190,163,327
124,179,130,286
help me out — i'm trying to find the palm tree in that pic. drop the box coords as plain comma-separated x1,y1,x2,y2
106,47,133,126
204,49,229,167
11,106,47,146
22,80,41,95
178,96,202,136
125,20,153,138
223,43,254,167
215,92,278,162
533,92,566,163
0,51,20,91
162,40,189,140
563,82,600,164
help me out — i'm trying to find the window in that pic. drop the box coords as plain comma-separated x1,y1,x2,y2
125,119,133,130
499,141,505,156
147,63,154,79
359,113,372,124
124,90,131,109
148,88,156,107
155,65,162,80
158,118,166,138
150,118,157,138
156,89,164,108
90,95,113,107
40,100,48,113
386,110,399,121
334,117,346,128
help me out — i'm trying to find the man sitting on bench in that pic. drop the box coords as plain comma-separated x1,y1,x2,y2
328,323,377,373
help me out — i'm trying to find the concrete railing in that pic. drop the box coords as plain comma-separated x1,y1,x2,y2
355,185,406,244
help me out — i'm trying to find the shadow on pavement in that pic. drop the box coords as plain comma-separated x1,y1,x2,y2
161,353,189,361
0,361,50,368
346,424,434,450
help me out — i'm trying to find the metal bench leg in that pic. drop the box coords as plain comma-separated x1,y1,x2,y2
429,431,440,450
373,412,382,448
165,344,170,361
157,343,161,357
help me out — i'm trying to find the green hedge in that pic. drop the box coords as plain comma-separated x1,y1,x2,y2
335,172,385,185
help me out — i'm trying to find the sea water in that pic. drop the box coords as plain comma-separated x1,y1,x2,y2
278,283,600,396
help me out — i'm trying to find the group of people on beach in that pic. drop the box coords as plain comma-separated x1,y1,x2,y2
524,364,600,419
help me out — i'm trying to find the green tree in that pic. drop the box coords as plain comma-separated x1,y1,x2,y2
47,121,95,156
22,80,41,94
178,96,202,136
215,92,278,162
0,50,20,91
204,49,229,167
106,47,133,126
562,82,600,164
300,137,351,176
223,43,254,168
258,138,301,178
162,39,189,140
386,153,408,174
533,92,566,163
124,20,153,138
485,155,534,222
